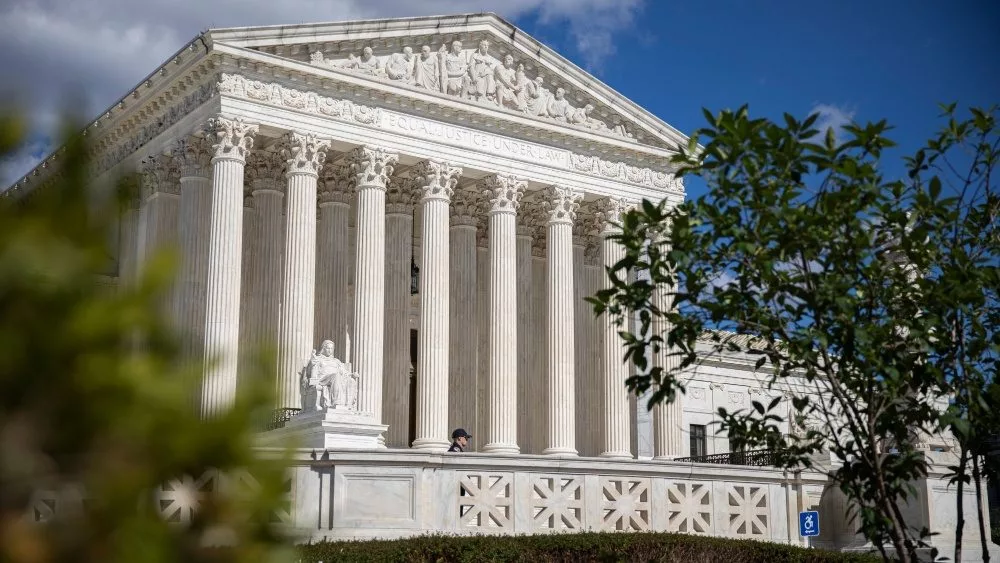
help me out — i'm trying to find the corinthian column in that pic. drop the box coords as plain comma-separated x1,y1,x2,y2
652,232,684,459
448,187,481,446
383,176,415,448
515,210,535,453
117,190,141,291
275,132,330,410
411,160,462,451
543,185,582,456
200,116,257,418
137,155,180,318
597,196,633,458
248,149,285,356
482,173,526,455
351,146,399,424
173,135,213,361
316,163,354,358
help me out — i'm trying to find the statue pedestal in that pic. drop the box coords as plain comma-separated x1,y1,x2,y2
258,408,387,450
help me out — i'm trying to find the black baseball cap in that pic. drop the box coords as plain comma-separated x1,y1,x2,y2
451,428,472,439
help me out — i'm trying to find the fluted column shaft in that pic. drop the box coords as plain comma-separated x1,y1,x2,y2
352,147,399,424
118,203,140,290
515,228,534,453
449,209,478,447
176,170,212,360
277,133,330,410
543,186,581,456
599,199,632,458
652,273,684,459
483,175,525,454
572,242,587,454
139,190,179,317
413,161,461,451
384,193,414,448
251,189,283,351
316,200,350,353
201,117,257,417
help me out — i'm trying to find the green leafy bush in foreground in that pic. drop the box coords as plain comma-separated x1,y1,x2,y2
299,532,880,563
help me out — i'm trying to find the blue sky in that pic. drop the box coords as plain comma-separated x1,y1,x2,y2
520,0,999,198
1,0,997,190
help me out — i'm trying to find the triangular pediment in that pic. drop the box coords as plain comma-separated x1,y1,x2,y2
207,13,685,151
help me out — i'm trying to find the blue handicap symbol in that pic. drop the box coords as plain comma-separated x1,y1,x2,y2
799,510,820,537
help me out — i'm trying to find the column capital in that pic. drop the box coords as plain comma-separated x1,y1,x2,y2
351,145,398,190
544,185,582,226
283,131,331,178
482,173,527,215
386,176,417,214
450,185,484,227
139,154,179,199
318,162,354,205
247,148,286,194
412,159,462,202
594,196,637,235
208,116,258,164
173,135,212,178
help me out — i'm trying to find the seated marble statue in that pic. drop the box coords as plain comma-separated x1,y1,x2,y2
303,339,359,411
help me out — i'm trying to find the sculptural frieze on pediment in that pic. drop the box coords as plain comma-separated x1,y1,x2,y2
307,38,637,142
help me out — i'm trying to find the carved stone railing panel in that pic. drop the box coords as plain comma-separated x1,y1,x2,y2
599,476,651,532
458,472,514,531
726,484,769,537
666,481,713,534
155,469,220,524
529,475,584,532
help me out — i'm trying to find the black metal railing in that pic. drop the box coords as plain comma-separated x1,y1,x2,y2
674,448,781,467
257,408,301,432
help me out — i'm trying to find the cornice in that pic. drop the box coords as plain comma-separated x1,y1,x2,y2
216,71,683,194
211,43,679,168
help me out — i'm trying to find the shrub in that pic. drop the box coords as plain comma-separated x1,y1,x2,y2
298,532,880,562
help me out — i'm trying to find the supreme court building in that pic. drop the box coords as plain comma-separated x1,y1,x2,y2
9,13,988,559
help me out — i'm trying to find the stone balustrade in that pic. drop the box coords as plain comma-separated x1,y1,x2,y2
273,450,827,544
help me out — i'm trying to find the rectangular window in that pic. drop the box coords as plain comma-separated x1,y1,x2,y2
690,424,707,458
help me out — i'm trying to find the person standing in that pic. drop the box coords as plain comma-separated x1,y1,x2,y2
448,428,471,452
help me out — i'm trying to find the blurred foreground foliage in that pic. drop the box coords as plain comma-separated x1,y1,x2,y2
0,113,295,562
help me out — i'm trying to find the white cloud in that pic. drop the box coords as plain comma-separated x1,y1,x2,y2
808,103,856,145
0,0,644,187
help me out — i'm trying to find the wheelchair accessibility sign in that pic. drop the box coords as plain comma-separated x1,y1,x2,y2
799,510,820,537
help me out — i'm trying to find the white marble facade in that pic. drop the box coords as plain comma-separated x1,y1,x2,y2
9,13,991,559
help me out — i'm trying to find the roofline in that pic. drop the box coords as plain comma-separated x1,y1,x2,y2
206,12,689,148
4,32,211,195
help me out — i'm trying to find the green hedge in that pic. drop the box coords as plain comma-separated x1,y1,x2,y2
299,532,880,562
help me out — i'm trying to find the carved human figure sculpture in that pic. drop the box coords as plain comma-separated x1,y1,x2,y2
443,40,467,96
547,87,571,122
303,339,359,411
385,46,415,82
524,76,550,117
344,46,382,76
465,39,497,102
494,54,521,110
413,45,440,91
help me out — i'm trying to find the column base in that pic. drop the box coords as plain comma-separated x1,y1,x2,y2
482,443,520,455
541,447,579,457
652,454,683,461
410,438,449,452
256,408,388,450
599,451,633,460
